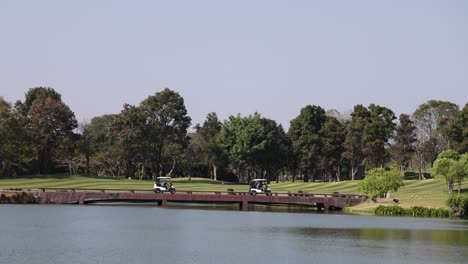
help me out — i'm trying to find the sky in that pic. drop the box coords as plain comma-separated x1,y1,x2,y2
1,0,467,129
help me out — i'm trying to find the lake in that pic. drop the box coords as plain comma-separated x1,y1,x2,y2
1,204,467,264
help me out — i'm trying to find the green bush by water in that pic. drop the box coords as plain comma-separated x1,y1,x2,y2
374,205,406,216
375,205,450,218
447,194,468,217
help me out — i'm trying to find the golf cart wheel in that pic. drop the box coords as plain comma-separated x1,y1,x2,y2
250,191,256,196
266,192,272,196
154,189,162,194
170,189,176,194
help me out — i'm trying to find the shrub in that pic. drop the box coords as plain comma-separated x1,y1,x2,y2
375,205,450,218
406,206,450,218
447,194,468,217
375,205,406,216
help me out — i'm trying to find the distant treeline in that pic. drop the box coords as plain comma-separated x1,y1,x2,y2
0,87,466,183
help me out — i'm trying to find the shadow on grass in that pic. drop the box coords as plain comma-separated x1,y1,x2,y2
404,172,432,180
173,179,241,185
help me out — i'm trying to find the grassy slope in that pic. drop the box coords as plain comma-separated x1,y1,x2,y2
0,175,466,209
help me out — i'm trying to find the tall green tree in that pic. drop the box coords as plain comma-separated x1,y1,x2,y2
257,117,290,183
362,104,396,168
218,113,265,182
393,114,417,172
87,115,119,177
288,105,326,182
0,97,27,176
319,116,346,182
139,88,191,179
195,112,223,180
342,105,369,180
111,104,146,178
18,88,77,174
413,100,459,150
448,103,468,154
413,100,459,179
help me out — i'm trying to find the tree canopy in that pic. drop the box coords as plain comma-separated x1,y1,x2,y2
0,87,465,184
357,167,404,198
432,150,467,194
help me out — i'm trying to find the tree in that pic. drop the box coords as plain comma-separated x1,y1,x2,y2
393,114,417,172
195,112,223,180
357,167,403,198
19,88,77,174
413,100,459,150
451,154,468,194
15,87,62,115
288,105,326,182
85,115,118,176
362,104,396,168
448,103,468,154
257,117,290,183
0,97,27,176
139,88,191,179
217,113,266,182
319,116,346,182
433,150,467,194
111,104,146,178
342,105,369,180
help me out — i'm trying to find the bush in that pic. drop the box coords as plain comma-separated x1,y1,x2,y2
375,205,450,218
406,206,450,218
375,205,406,216
447,194,468,217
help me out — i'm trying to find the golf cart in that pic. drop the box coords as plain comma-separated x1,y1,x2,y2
249,179,272,196
153,177,176,194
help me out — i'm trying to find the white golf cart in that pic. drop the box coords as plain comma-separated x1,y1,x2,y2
249,179,272,196
153,176,176,194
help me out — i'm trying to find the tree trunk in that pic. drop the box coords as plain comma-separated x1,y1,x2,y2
303,170,309,182
68,161,72,175
212,164,217,181
85,152,90,176
351,166,357,181
448,179,453,195
167,158,176,177
336,166,341,182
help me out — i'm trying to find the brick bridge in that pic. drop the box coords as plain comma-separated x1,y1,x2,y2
37,188,365,211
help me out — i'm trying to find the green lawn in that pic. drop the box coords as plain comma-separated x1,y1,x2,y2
1,174,466,209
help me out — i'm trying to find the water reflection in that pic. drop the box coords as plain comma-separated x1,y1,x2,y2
281,227,468,246
0,205,467,264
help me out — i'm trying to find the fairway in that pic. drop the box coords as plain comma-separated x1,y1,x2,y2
1,175,466,210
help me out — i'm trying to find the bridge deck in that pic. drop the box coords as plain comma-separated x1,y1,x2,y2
37,188,365,211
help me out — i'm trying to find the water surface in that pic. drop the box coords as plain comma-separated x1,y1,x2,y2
1,204,467,264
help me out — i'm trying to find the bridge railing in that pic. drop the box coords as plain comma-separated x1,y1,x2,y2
28,187,364,199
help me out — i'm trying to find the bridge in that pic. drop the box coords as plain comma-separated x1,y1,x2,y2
37,188,365,211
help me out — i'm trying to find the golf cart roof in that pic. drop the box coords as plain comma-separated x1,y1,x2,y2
251,179,267,182
157,177,171,179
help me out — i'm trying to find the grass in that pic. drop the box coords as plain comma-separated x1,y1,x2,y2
0,174,466,211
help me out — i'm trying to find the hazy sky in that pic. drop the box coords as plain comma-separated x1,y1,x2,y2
1,0,467,129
